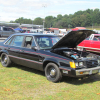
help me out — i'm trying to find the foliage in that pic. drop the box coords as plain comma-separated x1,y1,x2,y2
33,17,43,25
10,8,100,28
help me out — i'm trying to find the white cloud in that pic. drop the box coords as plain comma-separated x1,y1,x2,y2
0,0,100,21
1,0,21,6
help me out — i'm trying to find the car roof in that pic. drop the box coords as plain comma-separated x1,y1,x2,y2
13,33,56,37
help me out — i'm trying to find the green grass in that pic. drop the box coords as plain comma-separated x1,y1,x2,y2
0,62,100,100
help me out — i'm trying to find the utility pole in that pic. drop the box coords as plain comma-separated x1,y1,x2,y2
42,4,47,33
92,23,93,30
32,18,33,30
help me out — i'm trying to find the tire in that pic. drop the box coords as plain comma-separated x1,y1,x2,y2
1,53,11,67
45,63,62,82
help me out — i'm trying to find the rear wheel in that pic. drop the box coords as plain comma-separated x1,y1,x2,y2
1,53,11,67
45,63,62,82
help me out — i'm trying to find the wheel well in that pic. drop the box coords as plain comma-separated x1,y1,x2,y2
43,61,59,71
0,52,3,56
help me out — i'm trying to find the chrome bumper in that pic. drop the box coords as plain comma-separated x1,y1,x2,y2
76,66,100,76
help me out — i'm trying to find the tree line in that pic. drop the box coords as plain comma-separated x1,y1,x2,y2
10,8,100,28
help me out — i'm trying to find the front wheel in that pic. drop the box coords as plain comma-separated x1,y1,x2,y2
1,53,11,67
45,63,62,82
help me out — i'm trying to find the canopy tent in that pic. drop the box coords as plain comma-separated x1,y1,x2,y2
14,28,23,31
71,27,86,31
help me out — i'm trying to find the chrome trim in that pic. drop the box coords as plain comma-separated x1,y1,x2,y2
8,55,43,64
4,36,13,45
76,66,100,76
77,46,100,51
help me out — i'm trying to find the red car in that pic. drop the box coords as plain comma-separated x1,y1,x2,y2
78,34,100,53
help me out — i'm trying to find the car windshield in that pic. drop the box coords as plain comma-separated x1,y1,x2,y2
35,36,60,49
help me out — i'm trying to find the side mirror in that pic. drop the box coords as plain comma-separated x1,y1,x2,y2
32,46,37,51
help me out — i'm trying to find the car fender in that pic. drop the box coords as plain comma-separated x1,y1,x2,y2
43,58,60,69
0,49,9,55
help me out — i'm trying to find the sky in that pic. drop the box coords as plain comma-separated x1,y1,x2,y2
0,0,100,22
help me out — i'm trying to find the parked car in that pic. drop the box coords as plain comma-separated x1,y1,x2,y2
55,32,67,37
0,30,100,82
78,34,100,53
0,26,17,37
43,31,55,35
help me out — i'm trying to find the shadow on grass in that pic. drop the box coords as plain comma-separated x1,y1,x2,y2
2,62,100,85
8,63,45,76
61,74,100,85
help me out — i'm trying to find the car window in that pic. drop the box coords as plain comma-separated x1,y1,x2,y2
3,27,8,31
35,36,60,49
5,37,13,45
24,36,34,48
10,36,24,47
93,36,100,41
8,28,14,32
85,37,89,40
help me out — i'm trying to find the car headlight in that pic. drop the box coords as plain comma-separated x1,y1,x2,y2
79,62,83,66
75,62,78,67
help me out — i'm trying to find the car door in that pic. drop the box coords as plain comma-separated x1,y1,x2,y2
5,35,25,64
19,36,42,70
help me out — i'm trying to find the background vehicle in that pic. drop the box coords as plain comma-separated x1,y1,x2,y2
0,26,16,37
78,34,100,53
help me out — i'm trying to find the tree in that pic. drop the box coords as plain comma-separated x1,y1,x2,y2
10,8,100,28
45,16,54,28
33,17,43,25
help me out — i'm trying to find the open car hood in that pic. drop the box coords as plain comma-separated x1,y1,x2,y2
52,29,95,49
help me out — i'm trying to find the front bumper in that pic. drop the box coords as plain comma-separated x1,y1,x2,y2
76,66,100,76
61,66,100,77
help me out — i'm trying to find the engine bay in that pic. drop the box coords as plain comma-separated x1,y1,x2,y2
63,51,79,59
52,48,95,60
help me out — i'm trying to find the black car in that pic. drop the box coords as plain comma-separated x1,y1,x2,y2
0,29,100,82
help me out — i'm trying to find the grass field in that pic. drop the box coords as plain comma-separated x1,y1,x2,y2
0,61,100,100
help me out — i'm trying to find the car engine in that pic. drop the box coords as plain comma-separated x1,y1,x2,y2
63,51,79,59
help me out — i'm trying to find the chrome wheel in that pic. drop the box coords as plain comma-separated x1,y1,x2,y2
50,68,56,77
1,53,11,67
3,56,8,64
45,63,62,82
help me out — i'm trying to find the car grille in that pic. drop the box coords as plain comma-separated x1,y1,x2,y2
86,60,98,68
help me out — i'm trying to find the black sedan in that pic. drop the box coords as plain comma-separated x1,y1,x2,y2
0,29,100,82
